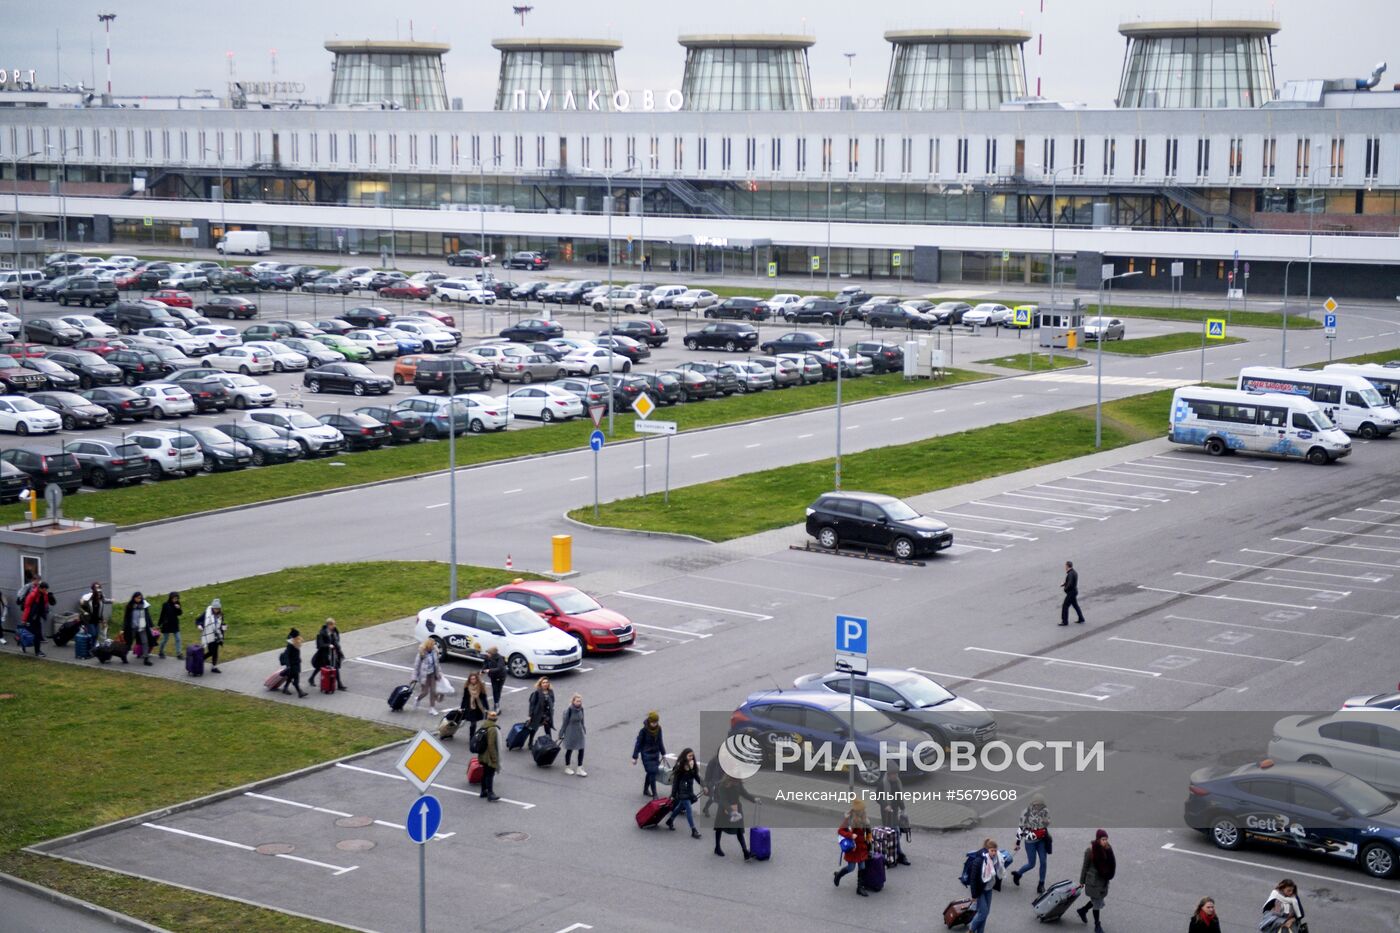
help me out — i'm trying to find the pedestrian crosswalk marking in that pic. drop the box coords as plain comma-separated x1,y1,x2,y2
1019,373,1194,388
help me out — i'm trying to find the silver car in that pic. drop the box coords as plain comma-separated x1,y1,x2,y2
730,360,776,392
1267,713,1400,794
1083,316,1126,341
747,356,801,387
823,348,874,377
792,667,997,747
495,352,566,384
776,353,825,385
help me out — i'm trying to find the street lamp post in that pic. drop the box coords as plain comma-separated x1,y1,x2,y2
201,147,227,267
49,144,79,251
448,368,458,601
1038,164,1081,309
825,174,833,293
585,162,642,435
1096,270,1142,448
1281,258,1299,367
11,150,44,328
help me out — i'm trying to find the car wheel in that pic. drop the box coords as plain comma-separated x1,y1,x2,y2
588,365,599,376
892,537,915,561
61,414,75,430
296,439,312,458
1307,447,1330,466
250,449,266,466
233,396,248,410
202,456,216,474
507,653,531,678
16,421,30,436
817,526,839,550
1361,842,1398,879
308,380,321,393
470,418,485,434
1210,816,1243,850
541,408,554,423
424,423,440,439
1204,437,1227,457
724,340,736,352
273,361,285,373
1298,754,1331,767
394,373,404,385
238,365,252,376
520,371,534,384
622,362,632,373
684,339,698,350
89,468,110,489
150,406,165,420
1359,422,1379,440
151,462,167,481
352,382,365,396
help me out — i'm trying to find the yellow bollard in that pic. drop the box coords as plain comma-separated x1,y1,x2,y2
1066,329,1078,351
552,535,572,575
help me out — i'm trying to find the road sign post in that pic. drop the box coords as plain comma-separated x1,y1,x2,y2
1324,305,1338,361
396,733,450,933
835,615,868,796
632,394,654,497
588,429,605,518
767,261,777,278
635,420,675,504
1201,318,1226,384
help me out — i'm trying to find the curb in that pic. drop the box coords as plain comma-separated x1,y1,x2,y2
559,511,713,544
0,870,173,933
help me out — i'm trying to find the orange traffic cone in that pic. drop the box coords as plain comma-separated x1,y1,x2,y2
505,553,513,571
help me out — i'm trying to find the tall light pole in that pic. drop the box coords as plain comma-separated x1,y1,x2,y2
1096,270,1142,448
49,145,78,251
1304,149,1328,323
843,52,856,92
585,163,641,435
448,369,458,601
1036,164,1081,307
1281,258,1299,367
825,173,832,292
11,150,44,329
97,13,116,96
201,147,227,266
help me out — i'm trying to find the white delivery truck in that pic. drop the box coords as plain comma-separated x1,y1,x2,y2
216,230,271,256
1237,366,1400,438
1324,363,1400,408
1169,386,1351,464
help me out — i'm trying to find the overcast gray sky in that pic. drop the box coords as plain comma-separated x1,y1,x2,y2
7,0,1398,107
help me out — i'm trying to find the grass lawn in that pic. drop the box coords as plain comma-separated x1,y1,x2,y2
1099,333,1246,356
0,371,985,528
113,561,541,663
975,352,1088,371
1102,303,1320,330
0,654,406,932
569,389,1174,540
1312,347,1400,367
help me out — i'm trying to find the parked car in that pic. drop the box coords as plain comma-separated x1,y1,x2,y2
471,581,636,653
214,373,277,409
746,356,800,388
805,490,954,559
305,362,394,396
245,408,346,457
162,306,212,332
215,421,304,466
379,281,434,301
822,348,874,377
866,305,934,330
30,390,110,429
792,668,996,747
340,306,396,329
849,340,906,373
63,438,150,487
131,382,197,419
391,396,468,437
500,319,564,342
506,384,584,422
318,412,391,450
111,299,182,333
311,334,371,363
0,356,49,393
631,371,686,406
598,319,669,347
1342,689,1400,712
1267,712,1400,794
551,377,616,412
683,322,760,352
784,298,848,325
645,285,687,310
446,249,492,268
138,327,213,357
495,352,567,385
301,276,353,294
776,352,827,385
171,375,231,413
1083,316,1126,341
931,301,973,325
206,269,260,294
413,357,492,395
560,346,632,377
512,281,551,301
962,303,1014,327
706,297,770,321
178,426,251,473
56,277,119,308
157,270,208,291
44,349,123,389
240,322,293,342
504,251,550,271
0,460,26,501
148,289,194,310
0,395,63,435
435,279,496,304
280,337,342,368
389,320,457,352
264,319,323,339
674,361,741,396
127,429,204,479
672,289,719,312
104,348,167,385
344,329,400,360
240,341,308,373
56,314,118,338
600,374,648,410
662,368,717,402
196,295,259,320
760,331,833,355
0,447,82,494
353,405,425,444
187,324,242,351
730,360,776,392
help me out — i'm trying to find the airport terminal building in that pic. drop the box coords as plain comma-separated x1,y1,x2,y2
2,18,1399,297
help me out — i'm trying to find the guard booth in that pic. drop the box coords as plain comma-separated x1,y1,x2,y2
0,497,116,637
1036,299,1085,349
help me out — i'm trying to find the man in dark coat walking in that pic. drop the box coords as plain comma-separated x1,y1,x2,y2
1060,561,1084,626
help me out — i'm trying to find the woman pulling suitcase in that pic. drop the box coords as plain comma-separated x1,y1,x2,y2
1076,829,1115,931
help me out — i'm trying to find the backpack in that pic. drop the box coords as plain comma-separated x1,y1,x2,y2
469,728,487,755
959,850,982,888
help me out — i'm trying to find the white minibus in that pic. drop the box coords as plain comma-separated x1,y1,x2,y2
1169,386,1351,464
1237,366,1400,438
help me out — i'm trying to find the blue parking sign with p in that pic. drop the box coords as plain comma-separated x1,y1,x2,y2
1324,313,1337,330
836,615,868,655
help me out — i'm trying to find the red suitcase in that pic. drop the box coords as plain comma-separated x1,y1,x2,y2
635,798,671,829
319,667,338,694
466,756,484,785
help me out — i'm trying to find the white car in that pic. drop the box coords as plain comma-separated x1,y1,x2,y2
139,327,213,356
389,320,456,352
58,314,119,338
278,337,343,368
547,337,597,354
464,343,529,372
416,596,583,678
560,346,632,376
582,284,613,304
105,255,140,268
188,324,242,350
128,429,204,478
506,384,585,422
453,393,511,432
346,329,399,360
1268,712,1400,794
158,270,208,291
0,395,62,434
962,303,1014,327
133,383,197,418
250,260,285,274
0,310,20,335
245,408,345,456
202,346,275,375
766,294,803,315
435,279,496,304
646,285,688,309
216,374,278,409
241,341,309,372
672,288,719,311
857,296,898,316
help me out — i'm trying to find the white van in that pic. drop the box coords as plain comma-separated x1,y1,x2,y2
1237,366,1400,439
1170,387,1351,464
0,269,45,297
1323,363,1400,408
216,230,271,256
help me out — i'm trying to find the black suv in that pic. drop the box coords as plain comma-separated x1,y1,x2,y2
683,322,759,352
804,491,954,560
174,376,231,413
447,249,490,267
56,277,119,308
42,350,124,389
413,358,492,395
105,349,166,385
849,341,905,374
62,438,151,488
784,299,850,325
600,319,669,347
499,319,564,342
706,297,770,322
759,331,833,355
0,448,82,494
206,270,260,294
110,300,180,334
341,306,396,329
505,251,550,270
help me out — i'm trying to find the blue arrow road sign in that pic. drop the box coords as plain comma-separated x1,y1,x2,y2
589,430,605,452
835,615,868,655
406,794,442,844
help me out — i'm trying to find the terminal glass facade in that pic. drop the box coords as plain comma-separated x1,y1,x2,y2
1118,34,1275,108
328,52,448,110
495,50,619,111
884,42,1027,111
681,47,813,111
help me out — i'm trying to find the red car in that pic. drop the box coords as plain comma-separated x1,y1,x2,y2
73,337,132,357
1,342,52,360
379,282,433,301
468,581,636,653
406,307,456,327
150,289,193,309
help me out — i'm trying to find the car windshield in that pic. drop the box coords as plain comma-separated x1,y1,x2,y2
496,606,549,635
112,442,144,458
225,375,256,387
1358,387,1386,408
890,675,956,707
1326,773,1397,817
1312,411,1337,431
882,500,921,521
238,423,278,440
286,412,320,429
67,351,105,365
551,589,602,614
188,428,230,444
170,436,198,449
341,364,375,377
11,398,43,412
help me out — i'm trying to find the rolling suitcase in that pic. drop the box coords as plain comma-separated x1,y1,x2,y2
860,853,886,892
944,898,976,929
872,827,900,867
74,631,94,660
52,617,81,647
1031,880,1081,922
388,682,415,712
505,721,529,751
437,710,463,740
185,643,205,676
749,825,772,861
319,666,338,694
636,798,671,829
264,668,289,691
531,734,561,767
466,755,484,785
18,627,35,650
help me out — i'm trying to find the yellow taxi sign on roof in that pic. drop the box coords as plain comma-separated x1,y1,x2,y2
395,731,451,792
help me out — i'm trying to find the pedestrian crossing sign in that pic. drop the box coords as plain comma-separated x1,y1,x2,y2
810,256,820,271
1206,318,1226,340
1013,307,1032,328
767,261,777,278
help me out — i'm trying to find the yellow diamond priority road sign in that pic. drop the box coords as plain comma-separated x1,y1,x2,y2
395,731,451,793
632,392,655,419
1323,296,1338,314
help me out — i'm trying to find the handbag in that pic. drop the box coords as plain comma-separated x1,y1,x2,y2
1043,830,1053,855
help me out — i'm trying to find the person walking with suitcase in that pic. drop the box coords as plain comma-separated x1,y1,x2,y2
1261,880,1306,932
78,582,108,642
711,774,756,859
200,599,226,673
1076,829,1115,931
1188,896,1221,933
459,672,491,744
412,638,445,715
281,629,308,698
21,582,55,657
157,592,183,659
524,677,556,747
877,771,912,867
834,800,874,896
121,592,153,666
478,710,501,802
632,711,667,797
483,646,507,708
559,693,587,776
1012,793,1052,893
664,747,706,838
1060,561,1085,626
313,618,347,690
963,838,1007,931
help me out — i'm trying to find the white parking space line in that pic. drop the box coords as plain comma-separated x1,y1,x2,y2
424,502,449,510
1241,547,1400,570
1208,559,1384,583
612,591,774,620
1109,636,1304,665
970,501,1108,521
334,762,535,809
1002,491,1138,511
689,576,835,599
971,687,1112,710
845,424,860,430
797,433,814,439
552,924,596,933
745,443,761,449
906,667,1109,701
1062,476,1197,494
141,823,358,875
245,792,454,839
950,542,1003,553
1330,516,1400,529
945,527,1037,540
628,623,705,641
1133,460,1254,478
1303,526,1400,542
1037,484,1163,502
622,646,656,655
1174,572,1349,595
1152,456,1275,470
569,475,588,482
350,657,526,692
1096,468,1225,486
933,510,1072,531
964,646,1160,678
1162,614,1354,641
933,409,947,414
1274,535,1400,555
503,488,523,495
1356,507,1400,517
1159,844,1400,896
890,416,905,422
1137,585,1316,610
